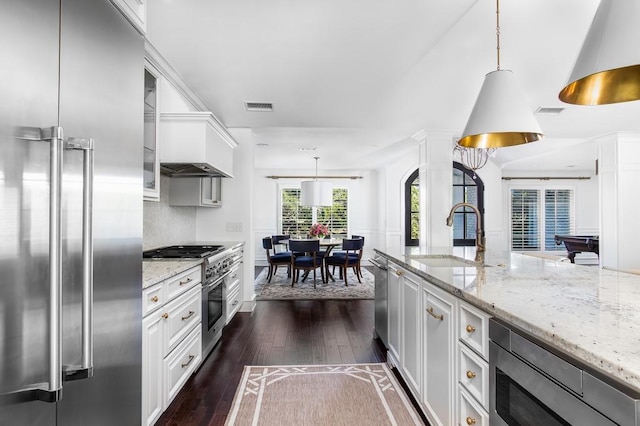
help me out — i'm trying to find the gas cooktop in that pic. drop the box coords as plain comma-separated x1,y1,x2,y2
142,245,225,259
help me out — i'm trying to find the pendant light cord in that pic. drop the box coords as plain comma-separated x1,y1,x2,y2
496,0,501,70
314,156,319,181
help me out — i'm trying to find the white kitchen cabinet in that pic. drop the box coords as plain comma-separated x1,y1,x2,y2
457,300,491,423
401,269,422,396
225,258,243,324
142,265,202,426
169,177,222,207
422,285,456,426
387,263,402,365
142,311,163,426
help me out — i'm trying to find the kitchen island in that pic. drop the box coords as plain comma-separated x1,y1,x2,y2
375,246,640,425
377,247,640,392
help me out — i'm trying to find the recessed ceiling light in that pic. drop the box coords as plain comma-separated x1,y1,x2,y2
256,143,269,147
299,147,318,152
535,107,565,115
566,165,576,168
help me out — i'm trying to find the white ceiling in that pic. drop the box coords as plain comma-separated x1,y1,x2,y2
146,0,640,172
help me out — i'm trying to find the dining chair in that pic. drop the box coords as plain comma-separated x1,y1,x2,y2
324,238,364,286
288,239,324,288
332,235,365,279
262,237,291,282
271,234,290,253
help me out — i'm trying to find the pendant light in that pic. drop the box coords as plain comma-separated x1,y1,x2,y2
559,0,640,105
300,157,332,207
458,0,543,149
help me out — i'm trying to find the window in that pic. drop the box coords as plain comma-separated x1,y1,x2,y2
280,187,348,237
405,170,420,246
403,164,485,247
510,188,573,251
452,163,485,246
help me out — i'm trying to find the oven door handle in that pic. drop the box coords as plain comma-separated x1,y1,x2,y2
207,269,233,288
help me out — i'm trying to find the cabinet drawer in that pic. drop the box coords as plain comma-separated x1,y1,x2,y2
164,325,202,407
164,285,202,355
459,302,489,359
166,266,201,301
458,385,489,426
142,283,165,317
458,342,489,410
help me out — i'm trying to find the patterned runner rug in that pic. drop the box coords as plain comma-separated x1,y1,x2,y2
254,267,375,300
225,363,423,425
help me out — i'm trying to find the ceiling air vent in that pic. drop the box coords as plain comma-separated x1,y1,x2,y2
535,107,565,115
245,102,273,111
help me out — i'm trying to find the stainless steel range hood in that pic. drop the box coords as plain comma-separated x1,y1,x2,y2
160,112,238,178
160,162,230,178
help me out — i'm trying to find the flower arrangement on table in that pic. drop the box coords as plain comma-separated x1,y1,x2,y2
308,223,329,239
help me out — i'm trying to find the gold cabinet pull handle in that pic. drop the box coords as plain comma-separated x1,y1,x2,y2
161,312,169,319
232,300,239,306
466,370,476,379
181,310,195,321
181,354,195,368
466,324,476,333
179,278,192,286
426,307,443,321
466,417,476,425
395,269,403,277
151,296,159,303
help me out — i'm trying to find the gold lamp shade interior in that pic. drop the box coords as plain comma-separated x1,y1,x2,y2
559,0,640,105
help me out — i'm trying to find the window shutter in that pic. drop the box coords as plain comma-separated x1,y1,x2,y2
511,189,540,251
544,189,573,251
281,189,312,237
282,188,348,238
318,188,348,238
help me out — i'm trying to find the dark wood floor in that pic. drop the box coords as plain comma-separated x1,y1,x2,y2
156,298,389,426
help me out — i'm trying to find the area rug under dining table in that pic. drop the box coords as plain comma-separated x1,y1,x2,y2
224,363,423,425
254,267,375,300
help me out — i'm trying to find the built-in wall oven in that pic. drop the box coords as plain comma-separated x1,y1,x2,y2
490,318,640,426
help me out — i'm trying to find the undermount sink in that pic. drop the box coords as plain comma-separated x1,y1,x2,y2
408,255,482,268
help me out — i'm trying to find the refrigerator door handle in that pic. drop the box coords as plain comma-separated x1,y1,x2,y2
0,127,67,404
63,137,95,381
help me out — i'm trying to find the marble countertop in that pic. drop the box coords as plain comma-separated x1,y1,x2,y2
141,241,245,289
375,246,640,393
142,259,203,289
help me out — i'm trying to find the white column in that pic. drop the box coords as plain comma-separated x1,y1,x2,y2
597,132,640,269
416,131,454,251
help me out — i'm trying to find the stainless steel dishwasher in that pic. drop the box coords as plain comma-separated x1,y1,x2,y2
370,255,388,347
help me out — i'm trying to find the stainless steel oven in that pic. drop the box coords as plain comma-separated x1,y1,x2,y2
489,318,640,426
201,268,225,359
201,246,243,359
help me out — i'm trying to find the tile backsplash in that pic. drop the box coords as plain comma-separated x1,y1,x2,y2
143,176,197,250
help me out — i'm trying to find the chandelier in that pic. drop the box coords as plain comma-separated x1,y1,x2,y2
453,142,496,179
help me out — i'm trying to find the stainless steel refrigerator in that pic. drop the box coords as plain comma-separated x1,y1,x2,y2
0,0,143,425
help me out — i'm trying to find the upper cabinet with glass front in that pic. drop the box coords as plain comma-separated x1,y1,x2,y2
143,64,160,200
